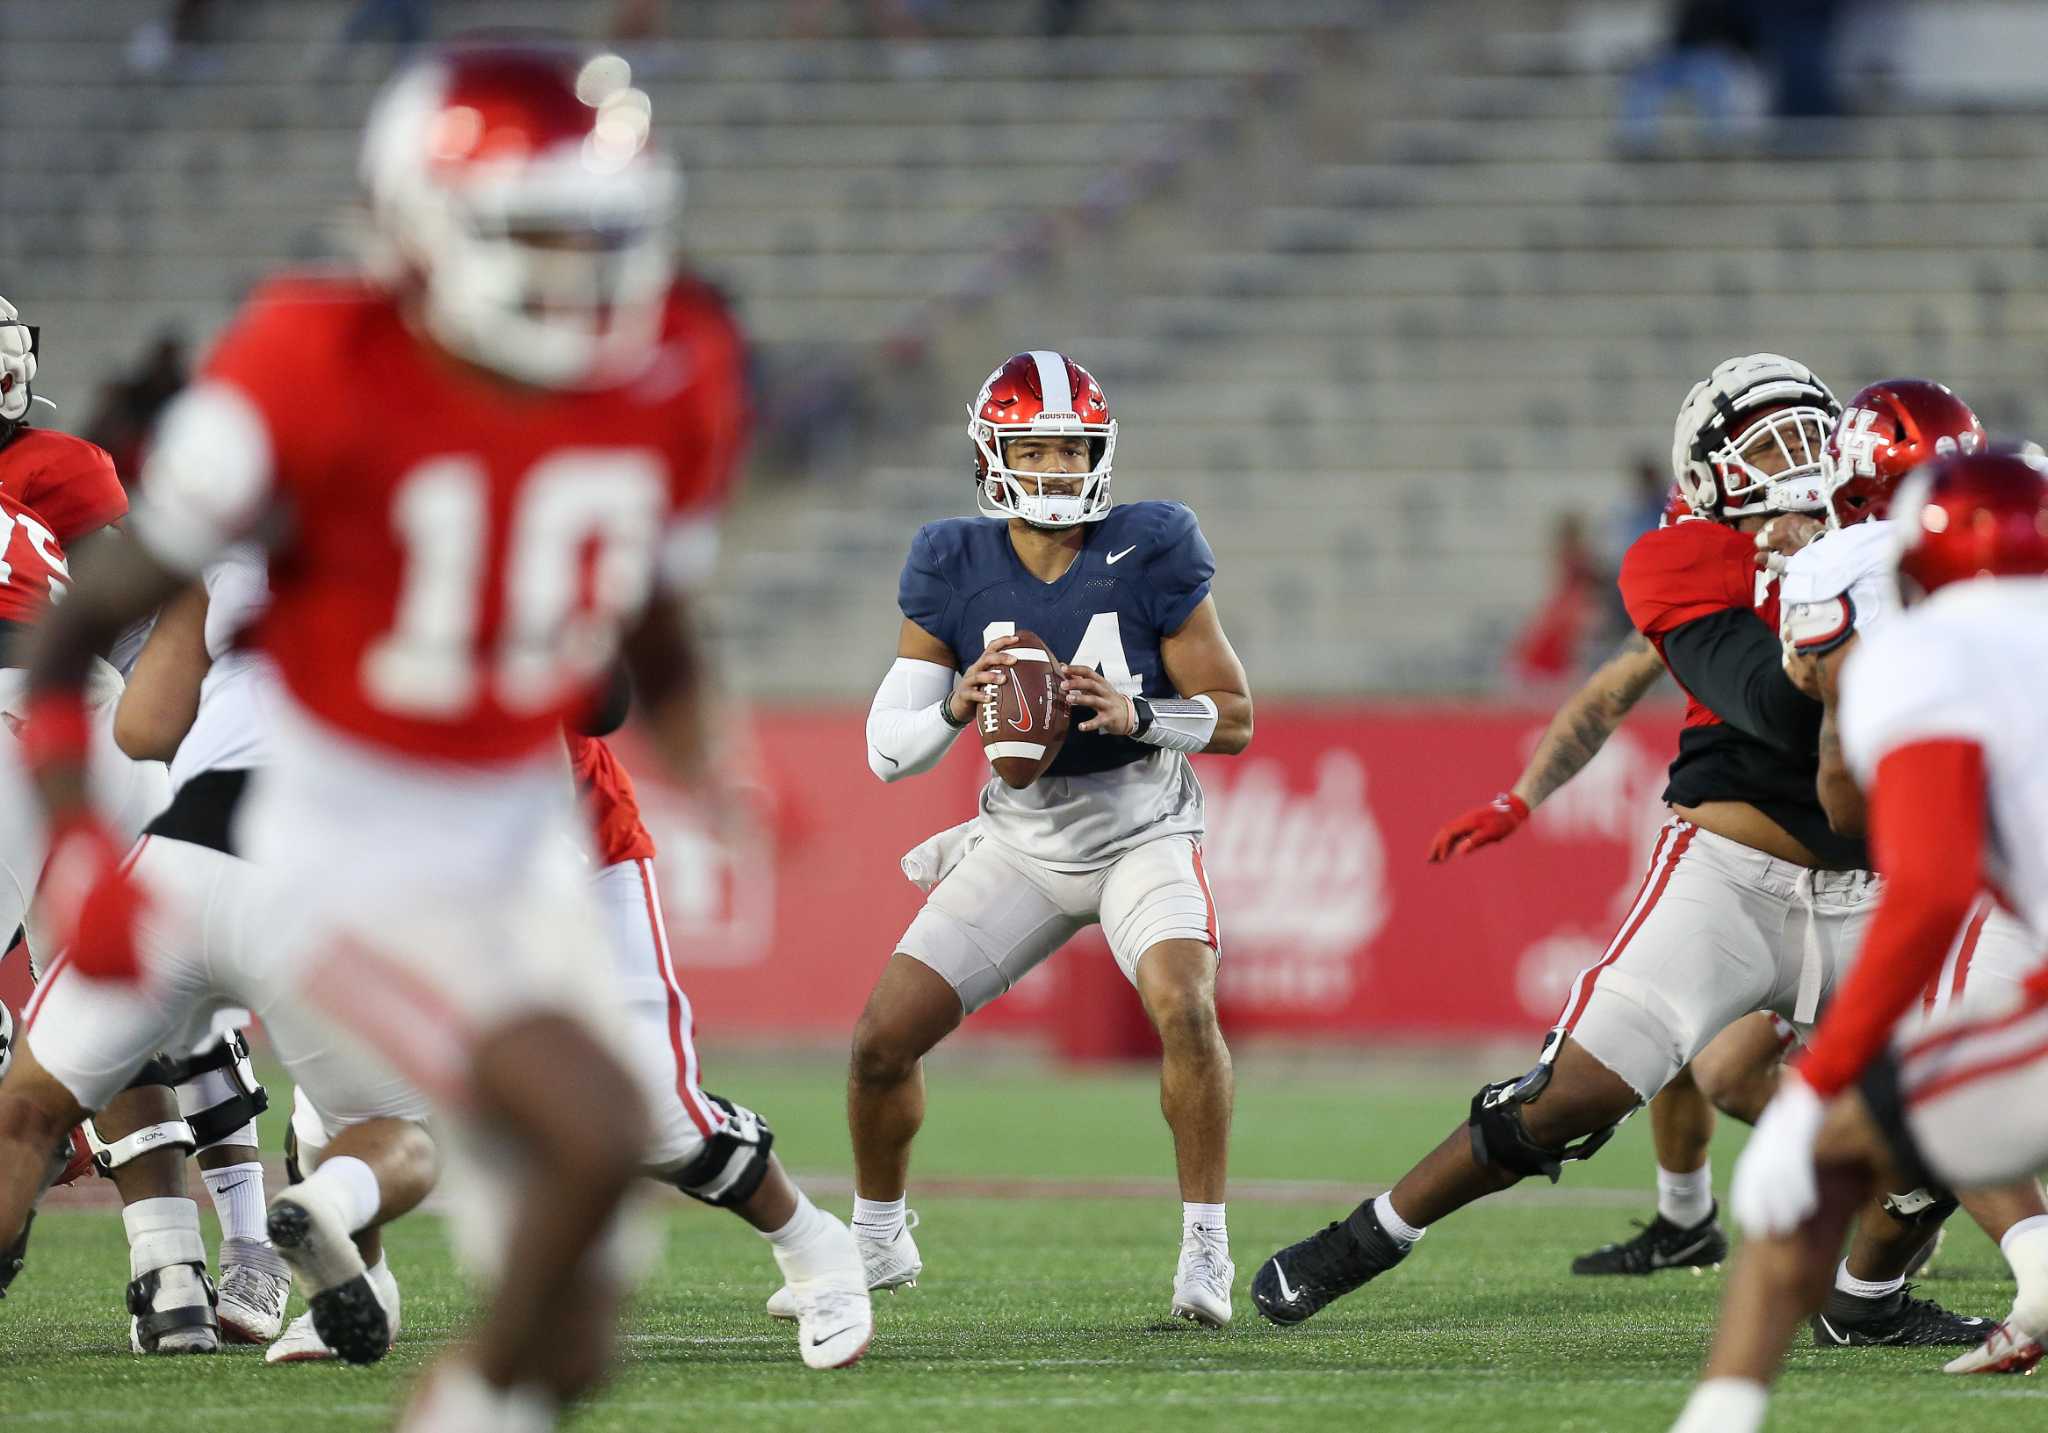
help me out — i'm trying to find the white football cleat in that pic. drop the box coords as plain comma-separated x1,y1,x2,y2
1170,1223,1234,1328
266,1186,388,1365
216,1238,292,1344
397,1358,555,1433
1944,1320,2044,1375
267,1257,401,1364
785,1219,874,1370
767,1209,921,1320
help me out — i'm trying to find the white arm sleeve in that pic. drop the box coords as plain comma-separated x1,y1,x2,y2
865,657,963,783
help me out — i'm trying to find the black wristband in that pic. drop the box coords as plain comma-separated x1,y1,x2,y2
939,695,970,730
1130,694,1155,738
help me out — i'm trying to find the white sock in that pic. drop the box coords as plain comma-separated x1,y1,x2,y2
1374,1191,1426,1246
1834,1259,1904,1301
1182,1201,1226,1236
852,1195,905,1243
305,1155,381,1233
121,1197,206,1281
1656,1161,1714,1229
1670,1377,1768,1433
2002,1215,2048,1261
761,1195,831,1244
202,1161,270,1247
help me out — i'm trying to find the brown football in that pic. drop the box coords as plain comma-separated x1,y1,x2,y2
978,629,1069,789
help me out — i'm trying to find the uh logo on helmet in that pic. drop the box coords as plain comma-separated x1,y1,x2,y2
1671,353,1841,523
969,351,1117,528
1823,378,1986,530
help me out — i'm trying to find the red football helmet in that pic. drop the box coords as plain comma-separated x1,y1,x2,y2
969,351,1116,527
1824,379,1985,529
1894,450,2048,601
359,44,678,388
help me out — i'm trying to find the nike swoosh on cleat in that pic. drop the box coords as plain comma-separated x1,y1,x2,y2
1272,1263,1300,1303
810,1326,860,1346
1816,1316,1852,1345
1649,1233,1714,1268
1106,545,1137,564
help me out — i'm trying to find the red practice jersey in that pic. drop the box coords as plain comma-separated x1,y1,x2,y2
566,730,655,867
0,427,127,545
162,273,747,764
1618,519,1778,729
0,489,70,623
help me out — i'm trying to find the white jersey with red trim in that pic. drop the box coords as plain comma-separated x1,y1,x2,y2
1839,577,2048,946
166,543,279,791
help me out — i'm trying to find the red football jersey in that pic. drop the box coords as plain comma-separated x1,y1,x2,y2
0,428,127,545
184,273,747,764
1618,520,1780,730
0,489,70,623
566,730,655,867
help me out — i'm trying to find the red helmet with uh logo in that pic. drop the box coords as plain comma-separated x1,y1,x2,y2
968,351,1117,527
1824,379,1985,529
1894,449,2048,601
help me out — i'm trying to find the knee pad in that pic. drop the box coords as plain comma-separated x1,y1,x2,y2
1468,1058,1621,1184
170,1031,269,1152
662,1094,774,1209
1882,1186,1960,1230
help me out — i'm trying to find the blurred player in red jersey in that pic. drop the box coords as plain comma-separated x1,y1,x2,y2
1256,355,1988,1344
1671,453,2048,1431
0,42,800,1427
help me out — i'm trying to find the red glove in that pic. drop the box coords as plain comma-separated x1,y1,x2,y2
38,813,150,981
1427,792,1530,863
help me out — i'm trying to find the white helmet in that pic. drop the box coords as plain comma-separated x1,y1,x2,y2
969,351,1117,527
1671,353,1840,522
359,44,679,389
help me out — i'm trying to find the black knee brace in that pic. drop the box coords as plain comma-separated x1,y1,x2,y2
664,1094,774,1209
1468,1058,1621,1183
166,1031,270,1150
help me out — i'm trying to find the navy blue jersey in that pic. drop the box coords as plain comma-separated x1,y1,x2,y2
898,500,1215,778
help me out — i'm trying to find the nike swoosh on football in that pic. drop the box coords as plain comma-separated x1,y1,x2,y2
1106,545,1137,564
1272,1262,1300,1302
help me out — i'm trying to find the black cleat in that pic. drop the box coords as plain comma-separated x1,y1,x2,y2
1810,1284,1994,1347
1252,1200,1411,1326
1571,1202,1728,1276
0,1211,32,1297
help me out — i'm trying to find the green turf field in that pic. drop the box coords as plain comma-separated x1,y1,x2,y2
2,1050,2036,1431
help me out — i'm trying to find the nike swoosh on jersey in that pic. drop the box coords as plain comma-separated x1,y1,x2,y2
1106,545,1137,564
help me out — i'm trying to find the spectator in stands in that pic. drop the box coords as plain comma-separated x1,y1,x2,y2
1603,452,1669,571
1615,0,1759,151
1751,0,1849,122
609,0,666,44
82,330,189,490
1504,513,1614,694
126,0,223,78
339,0,431,56
1043,0,1092,37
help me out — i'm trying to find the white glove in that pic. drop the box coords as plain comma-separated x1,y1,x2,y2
1731,1072,1826,1236
0,296,35,426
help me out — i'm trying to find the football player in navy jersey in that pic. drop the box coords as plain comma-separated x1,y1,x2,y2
805,350,1252,1327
